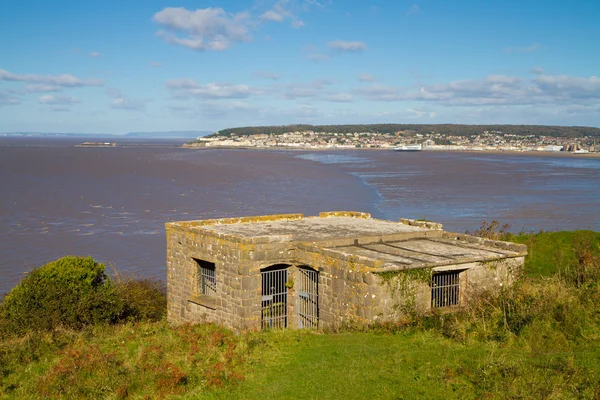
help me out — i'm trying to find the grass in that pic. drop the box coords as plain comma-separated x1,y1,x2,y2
4,324,597,399
1,322,247,399
214,331,488,399
1,230,600,399
215,331,600,400
509,230,600,277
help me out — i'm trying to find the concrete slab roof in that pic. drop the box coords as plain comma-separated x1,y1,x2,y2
199,215,429,242
326,236,523,271
169,212,527,271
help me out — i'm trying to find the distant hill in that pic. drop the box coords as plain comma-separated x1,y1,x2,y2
2,131,213,138
125,131,212,138
1,132,115,137
212,124,600,139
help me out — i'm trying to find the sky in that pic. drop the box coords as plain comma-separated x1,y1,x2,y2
0,0,599,134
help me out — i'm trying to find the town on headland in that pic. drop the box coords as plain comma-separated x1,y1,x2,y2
185,124,600,154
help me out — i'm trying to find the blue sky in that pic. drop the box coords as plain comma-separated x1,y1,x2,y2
1,0,599,134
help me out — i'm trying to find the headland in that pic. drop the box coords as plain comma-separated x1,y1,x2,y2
184,123,600,157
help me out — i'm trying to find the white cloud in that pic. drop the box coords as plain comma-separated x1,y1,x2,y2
153,7,252,51
37,95,80,105
106,87,123,99
304,0,329,8
0,68,103,87
166,79,260,99
254,70,281,80
0,90,20,106
357,74,600,106
321,93,353,102
168,104,192,112
312,78,333,87
505,43,542,53
560,104,600,115
291,19,304,28
279,78,332,99
149,61,163,67
26,84,62,93
406,4,422,16
260,0,304,28
112,98,145,111
89,51,102,57
406,108,436,118
306,53,329,61
165,76,349,104
533,74,600,100
450,104,600,126
198,100,258,117
530,67,544,75
358,73,374,82
243,103,323,121
166,101,255,120
356,84,403,101
52,106,71,112
261,10,284,22
328,40,367,52
273,79,355,103
106,87,145,111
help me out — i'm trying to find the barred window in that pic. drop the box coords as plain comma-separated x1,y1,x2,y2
194,259,216,297
431,270,460,308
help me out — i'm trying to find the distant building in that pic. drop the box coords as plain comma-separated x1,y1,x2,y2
166,212,526,330
543,145,564,152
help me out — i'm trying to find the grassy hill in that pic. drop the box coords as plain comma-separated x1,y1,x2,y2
1,230,599,399
212,124,600,139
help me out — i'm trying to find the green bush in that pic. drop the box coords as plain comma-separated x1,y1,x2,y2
114,277,167,322
0,256,123,336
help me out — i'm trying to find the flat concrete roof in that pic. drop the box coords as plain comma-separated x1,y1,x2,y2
327,236,523,271
199,215,429,242
170,212,527,271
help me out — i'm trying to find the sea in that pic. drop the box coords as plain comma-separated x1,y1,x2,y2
2,136,599,295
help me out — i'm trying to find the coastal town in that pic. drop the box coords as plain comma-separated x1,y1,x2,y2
187,127,599,154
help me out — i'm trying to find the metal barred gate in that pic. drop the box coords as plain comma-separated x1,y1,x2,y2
298,267,319,329
261,266,288,329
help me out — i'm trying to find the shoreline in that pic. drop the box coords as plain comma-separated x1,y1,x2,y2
182,144,600,159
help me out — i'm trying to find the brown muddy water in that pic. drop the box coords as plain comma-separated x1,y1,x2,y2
1,137,599,294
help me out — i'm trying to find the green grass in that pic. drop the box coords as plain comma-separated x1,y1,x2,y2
215,331,600,400
1,230,600,399
214,331,486,399
509,230,600,277
3,325,597,399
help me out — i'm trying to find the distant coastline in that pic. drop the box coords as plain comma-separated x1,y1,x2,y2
75,141,118,148
182,142,600,158
186,124,600,156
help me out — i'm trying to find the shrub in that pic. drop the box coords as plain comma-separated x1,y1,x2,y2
466,220,512,240
0,256,123,336
561,230,600,288
114,277,167,322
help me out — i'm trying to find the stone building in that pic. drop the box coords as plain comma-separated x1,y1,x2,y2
166,212,526,331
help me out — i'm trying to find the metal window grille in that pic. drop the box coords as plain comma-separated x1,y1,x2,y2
298,267,319,329
261,266,288,329
431,270,460,308
195,259,216,297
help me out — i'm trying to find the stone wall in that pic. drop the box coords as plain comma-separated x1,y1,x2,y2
368,256,525,323
292,247,524,330
166,214,304,330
